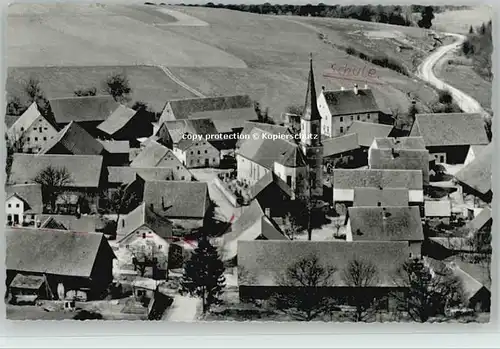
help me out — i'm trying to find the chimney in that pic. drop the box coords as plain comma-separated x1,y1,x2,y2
321,86,325,91
340,86,345,91
364,84,368,89
353,84,358,95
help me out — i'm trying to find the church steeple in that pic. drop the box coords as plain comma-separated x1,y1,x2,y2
302,54,321,121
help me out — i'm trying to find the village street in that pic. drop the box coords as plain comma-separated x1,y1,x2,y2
163,295,201,321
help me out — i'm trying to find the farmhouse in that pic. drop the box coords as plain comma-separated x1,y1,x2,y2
6,228,116,300
97,105,152,144
236,122,294,148
107,166,190,188
38,121,105,156
246,171,294,217
368,148,430,185
5,184,43,227
6,102,58,153
322,133,360,169
237,240,410,310
48,96,122,135
9,153,106,213
173,136,220,168
161,118,219,145
346,206,424,257
317,84,381,138
410,113,489,164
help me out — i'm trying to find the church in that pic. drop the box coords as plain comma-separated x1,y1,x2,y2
235,57,324,200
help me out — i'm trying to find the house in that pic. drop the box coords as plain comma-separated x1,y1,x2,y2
8,273,48,305
6,228,116,300
410,113,489,164
173,136,220,168
317,84,381,138
424,200,452,224
6,102,59,153
237,240,410,309
48,96,121,136
162,118,219,146
220,200,287,263
98,140,130,166
158,95,256,127
237,128,307,194
346,121,395,148
97,105,153,144
425,237,475,259
9,153,106,214
236,122,294,148
5,184,43,227
38,214,108,233
353,187,409,207
129,140,193,180
467,207,492,233
331,169,424,213
247,171,294,217
464,145,487,166
455,142,492,203
125,177,211,232
322,133,361,170
368,148,430,185
37,121,105,156
107,166,190,189
346,206,424,257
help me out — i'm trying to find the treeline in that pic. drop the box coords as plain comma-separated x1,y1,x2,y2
462,20,492,82
177,3,463,27
343,45,410,76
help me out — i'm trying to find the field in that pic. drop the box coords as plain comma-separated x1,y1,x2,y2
432,6,493,34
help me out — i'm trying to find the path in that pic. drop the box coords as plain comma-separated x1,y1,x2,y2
416,33,490,118
157,65,206,98
163,295,200,322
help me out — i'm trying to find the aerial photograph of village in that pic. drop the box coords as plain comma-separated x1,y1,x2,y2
4,2,493,322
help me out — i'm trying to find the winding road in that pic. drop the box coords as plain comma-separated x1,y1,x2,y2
416,33,490,118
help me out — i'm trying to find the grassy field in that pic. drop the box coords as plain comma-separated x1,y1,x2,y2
7,65,195,112
432,6,493,34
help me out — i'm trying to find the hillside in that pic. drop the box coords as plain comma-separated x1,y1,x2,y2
7,3,440,116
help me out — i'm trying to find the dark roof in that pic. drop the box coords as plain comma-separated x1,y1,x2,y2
455,142,492,195
424,200,452,217
49,96,121,124
301,58,321,121
412,113,489,146
96,105,138,135
346,121,394,147
237,129,306,169
118,202,173,242
6,184,43,214
161,95,253,121
237,240,410,287
323,133,359,157
348,206,424,241
237,122,293,148
108,166,177,185
467,207,492,231
164,118,219,144
6,228,115,277
322,87,380,116
142,179,209,219
10,274,46,289
373,137,426,150
98,140,130,154
332,169,423,190
38,121,104,155
38,214,107,232
353,187,409,207
369,148,429,184
9,154,104,188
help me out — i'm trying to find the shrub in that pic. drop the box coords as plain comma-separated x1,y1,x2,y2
73,310,103,320
438,90,453,104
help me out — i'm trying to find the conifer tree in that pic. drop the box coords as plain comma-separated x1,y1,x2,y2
180,237,226,313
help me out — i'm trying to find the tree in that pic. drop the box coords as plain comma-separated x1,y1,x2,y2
469,25,474,34
104,72,132,103
342,258,380,321
107,185,138,234
438,89,453,105
74,87,97,96
283,212,302,240
272,255,337,321
180,237,226,314
6,96,26,116
417,6,434,29
128,239,168,278
5,132,26,183
33,166,73,213
285,104,303,116
392,258,464,322
22,77,52,118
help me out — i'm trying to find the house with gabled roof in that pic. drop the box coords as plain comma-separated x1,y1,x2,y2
173,136,220,168
454,142,492,203
346,206,424,257
317,84,382,138
467,207,492,234
237,240,410,309
38,214,108,233
107,166,191,189
424,200,452,224
353,187,409,207
410,113,489,164
368,148,430,185
464,145,487,166
5,184,43,227
246,171,295,217
96,105,152,144
220,200,287,264
6,227,115,300
6,102,58,153
346,121,395,148
98,140,130,166
38,121,105,156
322,133,361,169
125,176,211,233
9,153,106,214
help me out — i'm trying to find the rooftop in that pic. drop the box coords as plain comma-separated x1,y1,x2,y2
323,133,360,157
38,121,104,155
332,169,423,190
353,187,409,207
455,142,492,196
346,121,394,147
49,95,120,124
96,105,138,135
6,184,43,214
322,87,380,116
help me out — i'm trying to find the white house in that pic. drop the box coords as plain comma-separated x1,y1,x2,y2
5,184,43,226
317,84,381,137
173,136,220,168
7,102,58,153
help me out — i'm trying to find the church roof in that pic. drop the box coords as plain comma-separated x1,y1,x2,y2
301,57,321,121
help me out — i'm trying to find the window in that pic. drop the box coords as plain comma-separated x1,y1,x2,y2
197,150,200,155
340,116,343,122
190,151,194,155
286,175,292,187
367,114,370,120
377,202,381,207
142,233,146,239
27,137,30,142
158,245,162,250
204,150,207,154
357,115,360,120
177,166,180,170
43,137,47,141
350,116,353,121
20,127,24,131
34,137,38,141
8,204,11,208
197,159,200,163
213,158,216,162
122,220,125,228
340,127,344,133
44,127,48,131
181,176,185,180
16,204,20,208
39,127,42,132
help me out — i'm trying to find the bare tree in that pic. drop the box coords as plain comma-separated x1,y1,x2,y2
22,77,52,118
128,239,168,278
6,95,27,116
392,258,464,322
272,255,337,321
282,212,302,240
33,166,73,213
342,258,380,321
108,185,138,232
5,132,27,183
104,72,132,103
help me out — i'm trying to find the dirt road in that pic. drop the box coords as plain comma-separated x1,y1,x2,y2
163,295,201,322
416,33,490,118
